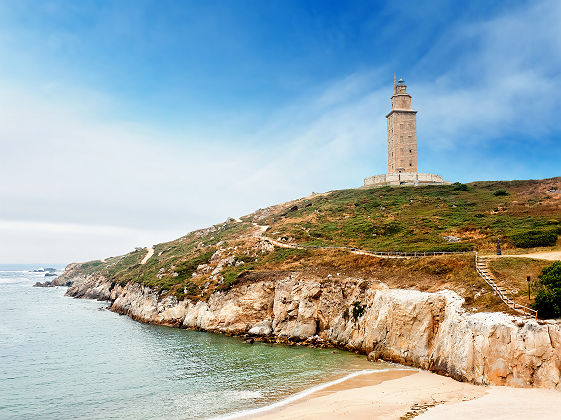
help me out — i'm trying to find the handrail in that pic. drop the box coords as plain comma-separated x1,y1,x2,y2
475,253,537,319
263,237,473,258
263,236,538,318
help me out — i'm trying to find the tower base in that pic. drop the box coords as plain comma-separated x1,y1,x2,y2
363,172,450,187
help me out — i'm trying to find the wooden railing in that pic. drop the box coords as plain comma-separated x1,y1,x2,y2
474,254,537,318
264,237,473,258
264,236,538,318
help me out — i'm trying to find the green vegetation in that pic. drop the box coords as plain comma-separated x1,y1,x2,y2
487,257,552,313
173,249,216,282
352,301,366,320
534,261,561,319
218,248,313,290
67,220,253,298
264,179,561,252
65,177,561,308
452,182,469,191
510,229,559,248
219,263,257,291
493,189,509,196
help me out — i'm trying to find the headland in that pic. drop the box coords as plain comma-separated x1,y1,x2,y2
56,177,561,396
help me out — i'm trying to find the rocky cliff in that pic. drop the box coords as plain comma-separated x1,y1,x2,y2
63,266,561,391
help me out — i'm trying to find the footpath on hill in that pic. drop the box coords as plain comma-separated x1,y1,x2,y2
140,247,154,265
502,251,561,261
255,223,473,259
253,222,558,317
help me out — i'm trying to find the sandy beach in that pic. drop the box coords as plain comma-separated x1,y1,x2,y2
247,369,561,419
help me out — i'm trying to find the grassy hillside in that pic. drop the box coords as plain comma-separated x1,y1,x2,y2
64,177,561,312
250,178,561,252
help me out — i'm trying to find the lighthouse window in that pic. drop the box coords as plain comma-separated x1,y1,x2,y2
409,163,412,166
409,149,412,153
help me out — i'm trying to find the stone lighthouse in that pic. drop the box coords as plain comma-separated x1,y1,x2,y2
363,76,449,187
387,76,417,173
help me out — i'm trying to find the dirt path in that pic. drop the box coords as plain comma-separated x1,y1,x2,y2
489,251,561,261
249,220,560,262
255,224,444,259
509,251,561,261
140,247,154,265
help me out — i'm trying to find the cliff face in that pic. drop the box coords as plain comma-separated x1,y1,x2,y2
64,269,561,390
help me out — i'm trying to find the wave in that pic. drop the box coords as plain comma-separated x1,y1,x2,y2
211,367,414,420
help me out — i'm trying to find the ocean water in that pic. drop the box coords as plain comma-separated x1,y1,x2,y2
0,270,387,419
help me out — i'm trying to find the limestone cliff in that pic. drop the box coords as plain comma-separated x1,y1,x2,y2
63,267,561,391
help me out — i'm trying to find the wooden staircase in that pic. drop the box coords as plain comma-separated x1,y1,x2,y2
263,226,539,318
475,254,537,318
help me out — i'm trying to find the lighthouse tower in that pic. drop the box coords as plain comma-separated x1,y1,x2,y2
363,76,449,187
387,76,417,173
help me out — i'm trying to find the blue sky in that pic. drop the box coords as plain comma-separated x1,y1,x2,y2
1,0,560,263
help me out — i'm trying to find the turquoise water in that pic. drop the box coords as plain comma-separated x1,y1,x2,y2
0,270,385,419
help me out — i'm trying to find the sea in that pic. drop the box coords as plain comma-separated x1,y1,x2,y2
0,267,390,420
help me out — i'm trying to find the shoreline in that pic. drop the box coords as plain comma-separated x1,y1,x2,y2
234,369,561,420
213,368,416,420
61,266,561,391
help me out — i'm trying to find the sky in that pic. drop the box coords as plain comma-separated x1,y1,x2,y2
1,0,560,264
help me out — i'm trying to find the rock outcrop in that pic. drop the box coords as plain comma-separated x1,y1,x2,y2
63,269,561,390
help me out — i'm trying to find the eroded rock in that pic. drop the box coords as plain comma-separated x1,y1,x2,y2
63,269,561,390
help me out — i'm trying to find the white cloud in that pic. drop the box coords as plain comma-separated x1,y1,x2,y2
0,220,145,235
2,0,561,263
414,0,561,149
0,219,179,264
1,79,382,263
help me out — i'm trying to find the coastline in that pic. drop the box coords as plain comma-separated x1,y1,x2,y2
29,278,561,418
214,368,416,420
62,268,561,391
239,369,561,419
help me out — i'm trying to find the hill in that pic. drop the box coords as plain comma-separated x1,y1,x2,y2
63,177,561,313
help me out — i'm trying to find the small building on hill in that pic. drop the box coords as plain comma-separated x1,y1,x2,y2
364,76,449,187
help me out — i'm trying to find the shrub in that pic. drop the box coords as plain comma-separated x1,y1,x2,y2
511,229,558,248
539,261,561,289
173,249,216,281
534,289,560,319
221,268,249,289
173,288,186,301
352,301,366,321
183,281,200,295
493,189,509,196
452,182,469,191
382,221,403,235
268,248,310,263
533,261,561,318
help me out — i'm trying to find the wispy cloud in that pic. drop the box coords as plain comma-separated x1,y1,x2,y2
0,220,145,235
413,0,561,149
1,0,560,263
0,219,178,264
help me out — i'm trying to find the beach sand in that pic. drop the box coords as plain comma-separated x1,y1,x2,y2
247,369,561,419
